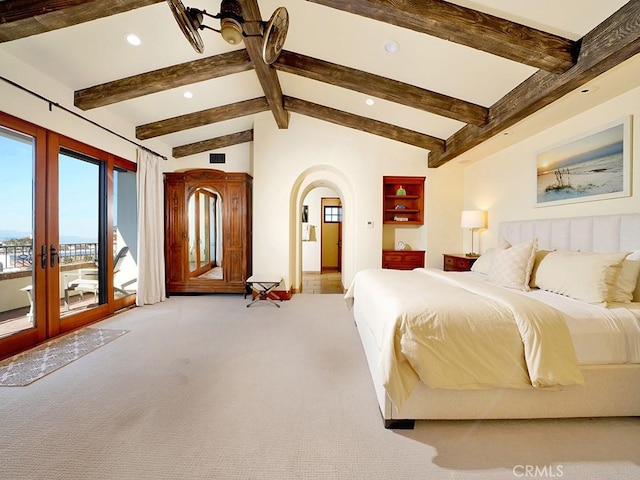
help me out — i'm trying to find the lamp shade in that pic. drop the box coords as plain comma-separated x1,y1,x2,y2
460,210,486,229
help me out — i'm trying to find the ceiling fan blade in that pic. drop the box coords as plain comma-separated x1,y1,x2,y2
262,7,289,64
166,0,205,54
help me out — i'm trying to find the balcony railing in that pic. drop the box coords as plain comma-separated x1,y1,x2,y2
0,243,98,272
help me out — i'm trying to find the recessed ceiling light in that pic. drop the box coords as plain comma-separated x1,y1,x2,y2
365,98,375,106
124,33,141,46
384,40,399,54
183,91,194,99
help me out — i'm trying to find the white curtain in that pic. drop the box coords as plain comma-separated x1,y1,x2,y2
136,149,166,305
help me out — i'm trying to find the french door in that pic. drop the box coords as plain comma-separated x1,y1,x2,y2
49,135,109,334
0,112,137,358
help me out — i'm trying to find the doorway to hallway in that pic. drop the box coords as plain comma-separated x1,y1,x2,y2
301,188,343,294
320,197,342,273
301,271,344,294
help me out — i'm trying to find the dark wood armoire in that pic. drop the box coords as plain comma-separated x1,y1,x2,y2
164,169,252,293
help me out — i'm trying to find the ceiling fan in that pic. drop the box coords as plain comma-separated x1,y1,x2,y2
166,0,289,64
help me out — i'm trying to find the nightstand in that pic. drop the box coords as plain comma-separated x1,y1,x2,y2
443,253,478,272
382,250,425,270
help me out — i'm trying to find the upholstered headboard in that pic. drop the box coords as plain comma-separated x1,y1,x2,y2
499,213,640,253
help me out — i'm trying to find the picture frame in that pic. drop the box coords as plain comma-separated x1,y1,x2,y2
535,116,631,207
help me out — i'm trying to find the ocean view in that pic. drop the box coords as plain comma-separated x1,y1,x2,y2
0,231,98,244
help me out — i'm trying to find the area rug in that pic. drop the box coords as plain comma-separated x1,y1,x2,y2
0,327,129,386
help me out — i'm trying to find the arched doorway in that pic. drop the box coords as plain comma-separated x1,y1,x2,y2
289,165,355,295
300,186,343,293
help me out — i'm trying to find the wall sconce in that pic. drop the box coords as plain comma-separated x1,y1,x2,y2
460,210,486,257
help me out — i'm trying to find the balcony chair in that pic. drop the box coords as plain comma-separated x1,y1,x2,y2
64,246,129,309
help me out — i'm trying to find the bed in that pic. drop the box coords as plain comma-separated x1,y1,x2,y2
345,213,640,428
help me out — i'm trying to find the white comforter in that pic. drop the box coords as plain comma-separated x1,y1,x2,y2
344,268,585,407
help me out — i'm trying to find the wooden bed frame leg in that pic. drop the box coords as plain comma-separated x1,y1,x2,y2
383,418,415,429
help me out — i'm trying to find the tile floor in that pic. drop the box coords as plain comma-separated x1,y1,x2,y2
301,271,344,294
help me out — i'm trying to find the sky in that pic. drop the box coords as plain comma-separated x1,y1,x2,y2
0,128,100,243
536,123,624,174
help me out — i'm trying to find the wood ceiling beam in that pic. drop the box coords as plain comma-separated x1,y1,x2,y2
136,97,269,140
275,50,487,126
284,96,445,152
74,50,253,110
306,0,577,73
237,0,289,129
0,0,163,42
173,130,254,158
428,0,640,168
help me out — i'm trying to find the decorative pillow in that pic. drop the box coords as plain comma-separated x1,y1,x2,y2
534,251,629,305
610,250,640,303
487,238,537,291
633,251,640,303
529,250,553,288
634,259,640,302
470,239,511,275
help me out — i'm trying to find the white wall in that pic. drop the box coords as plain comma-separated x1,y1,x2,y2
2,49,464,295
165,142,252,174
251,113,464,290
0,50,169,163
462,85,640,252
1,50,256,173
11,39,635,297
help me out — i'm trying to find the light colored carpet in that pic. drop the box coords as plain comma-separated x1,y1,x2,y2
0,327,128,386
0,294,638,480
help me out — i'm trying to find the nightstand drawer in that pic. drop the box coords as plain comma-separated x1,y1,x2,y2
443,254,477,272
382,250,425,270
383,252,423,263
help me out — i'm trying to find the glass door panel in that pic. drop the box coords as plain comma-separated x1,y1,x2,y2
113,167,137,301
0,126,36,338
58,149,101,315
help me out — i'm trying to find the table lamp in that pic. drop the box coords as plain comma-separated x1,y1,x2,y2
461,210,486,257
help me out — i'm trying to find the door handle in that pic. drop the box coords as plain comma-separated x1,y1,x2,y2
41,244,47,269
49,244,58,268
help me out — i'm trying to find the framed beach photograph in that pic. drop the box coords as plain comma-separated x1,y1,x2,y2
535,116,631,207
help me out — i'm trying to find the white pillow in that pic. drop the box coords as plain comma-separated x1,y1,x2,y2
534,251,629,305
487,238,537,291
610,250,640,303
471,239,511,275
529,250,553,288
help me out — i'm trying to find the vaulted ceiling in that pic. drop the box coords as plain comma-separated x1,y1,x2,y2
1,0,639,167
